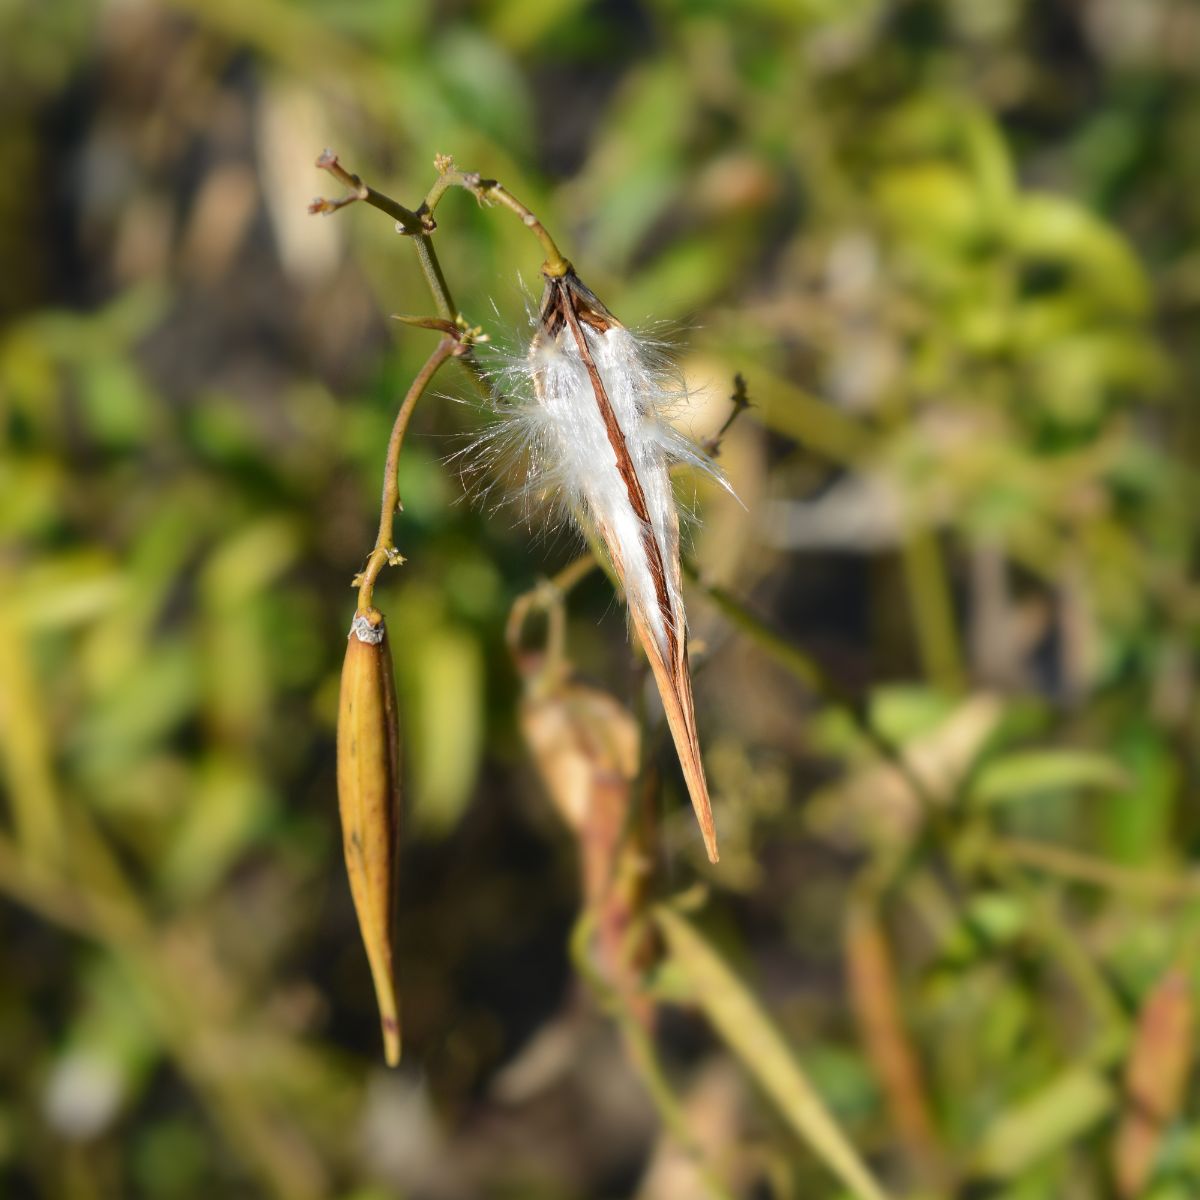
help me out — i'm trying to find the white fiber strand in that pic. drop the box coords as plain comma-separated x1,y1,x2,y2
530,323,680,656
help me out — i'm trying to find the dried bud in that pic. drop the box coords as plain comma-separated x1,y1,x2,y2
519,680,640,840
336,607,402,1065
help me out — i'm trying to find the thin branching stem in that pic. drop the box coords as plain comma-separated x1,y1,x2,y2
312,150,460,323
702,372,753,458
993,836,1200,900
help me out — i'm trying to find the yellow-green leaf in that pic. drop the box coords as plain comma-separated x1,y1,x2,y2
974,1066,1115,1179
973,750,1130,806
655,905,891,1200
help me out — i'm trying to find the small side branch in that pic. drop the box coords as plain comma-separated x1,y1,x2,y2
310,149,425,234
419,156,571,277
702,373,753,459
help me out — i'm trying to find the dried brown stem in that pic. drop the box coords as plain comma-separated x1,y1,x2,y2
702,372,753,458
355,336,462,610
312,150,458,322
420,157,570,276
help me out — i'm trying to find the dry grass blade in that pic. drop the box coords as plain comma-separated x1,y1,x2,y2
655,905,892,1200
845,900,944,1188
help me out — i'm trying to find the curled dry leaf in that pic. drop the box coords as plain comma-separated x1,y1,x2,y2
520,671,656,1013
337,607,402,1066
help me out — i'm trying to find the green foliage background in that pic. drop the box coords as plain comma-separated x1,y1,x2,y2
1,0,1198,1196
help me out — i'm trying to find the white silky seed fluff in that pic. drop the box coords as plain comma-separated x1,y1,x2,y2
529,322,686,655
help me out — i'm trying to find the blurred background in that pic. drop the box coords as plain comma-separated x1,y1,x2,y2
2,0,1199,1196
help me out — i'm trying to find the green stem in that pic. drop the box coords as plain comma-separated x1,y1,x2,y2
902,530,964,693
568,914,736,1200
313,151,461,325
993,836,1200,900
984,846,1128,1048
410,234,457,322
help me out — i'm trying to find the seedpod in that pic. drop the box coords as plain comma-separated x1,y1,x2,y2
337,607,402,1065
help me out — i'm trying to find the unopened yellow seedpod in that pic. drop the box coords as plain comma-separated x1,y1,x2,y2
336,606,402,1065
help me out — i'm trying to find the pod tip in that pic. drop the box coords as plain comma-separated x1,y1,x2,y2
381,1011,402,1067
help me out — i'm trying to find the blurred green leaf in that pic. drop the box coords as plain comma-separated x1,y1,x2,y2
1008,194,1150,317
656,904,891,1200
973,1067,1114,1179
972,750,1130,806
160,753,273,899
397,612,484,835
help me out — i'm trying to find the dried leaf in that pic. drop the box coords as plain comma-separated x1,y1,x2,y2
1113,970,1193,1198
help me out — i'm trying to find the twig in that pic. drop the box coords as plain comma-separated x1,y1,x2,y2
312,150,458,322
310,149,423,232
702,373,753,459
419,155,570,276
505,552,602,684
568,913,736,1200
993,837,1200,900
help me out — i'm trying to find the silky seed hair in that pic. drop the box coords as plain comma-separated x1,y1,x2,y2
461,283,730,546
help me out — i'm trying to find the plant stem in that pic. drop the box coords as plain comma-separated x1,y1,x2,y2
685,564,938,814
568,913,736,1200
313,151,461,323
702,373,753,458
356,337,460,611
902,530,964,694
993,836,1200,899
421,162,570,276
410,233,457,322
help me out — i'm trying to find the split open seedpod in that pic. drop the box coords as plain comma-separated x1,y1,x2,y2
336,607,402,1065
527,266,721,862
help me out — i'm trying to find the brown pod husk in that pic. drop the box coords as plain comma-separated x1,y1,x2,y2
518,672,657,1021
336,607,402,1065
1113,968,1193,1198
532,268,720,863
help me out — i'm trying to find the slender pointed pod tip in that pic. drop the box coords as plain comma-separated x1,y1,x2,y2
636,621,721,863
381,1007,402,1067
